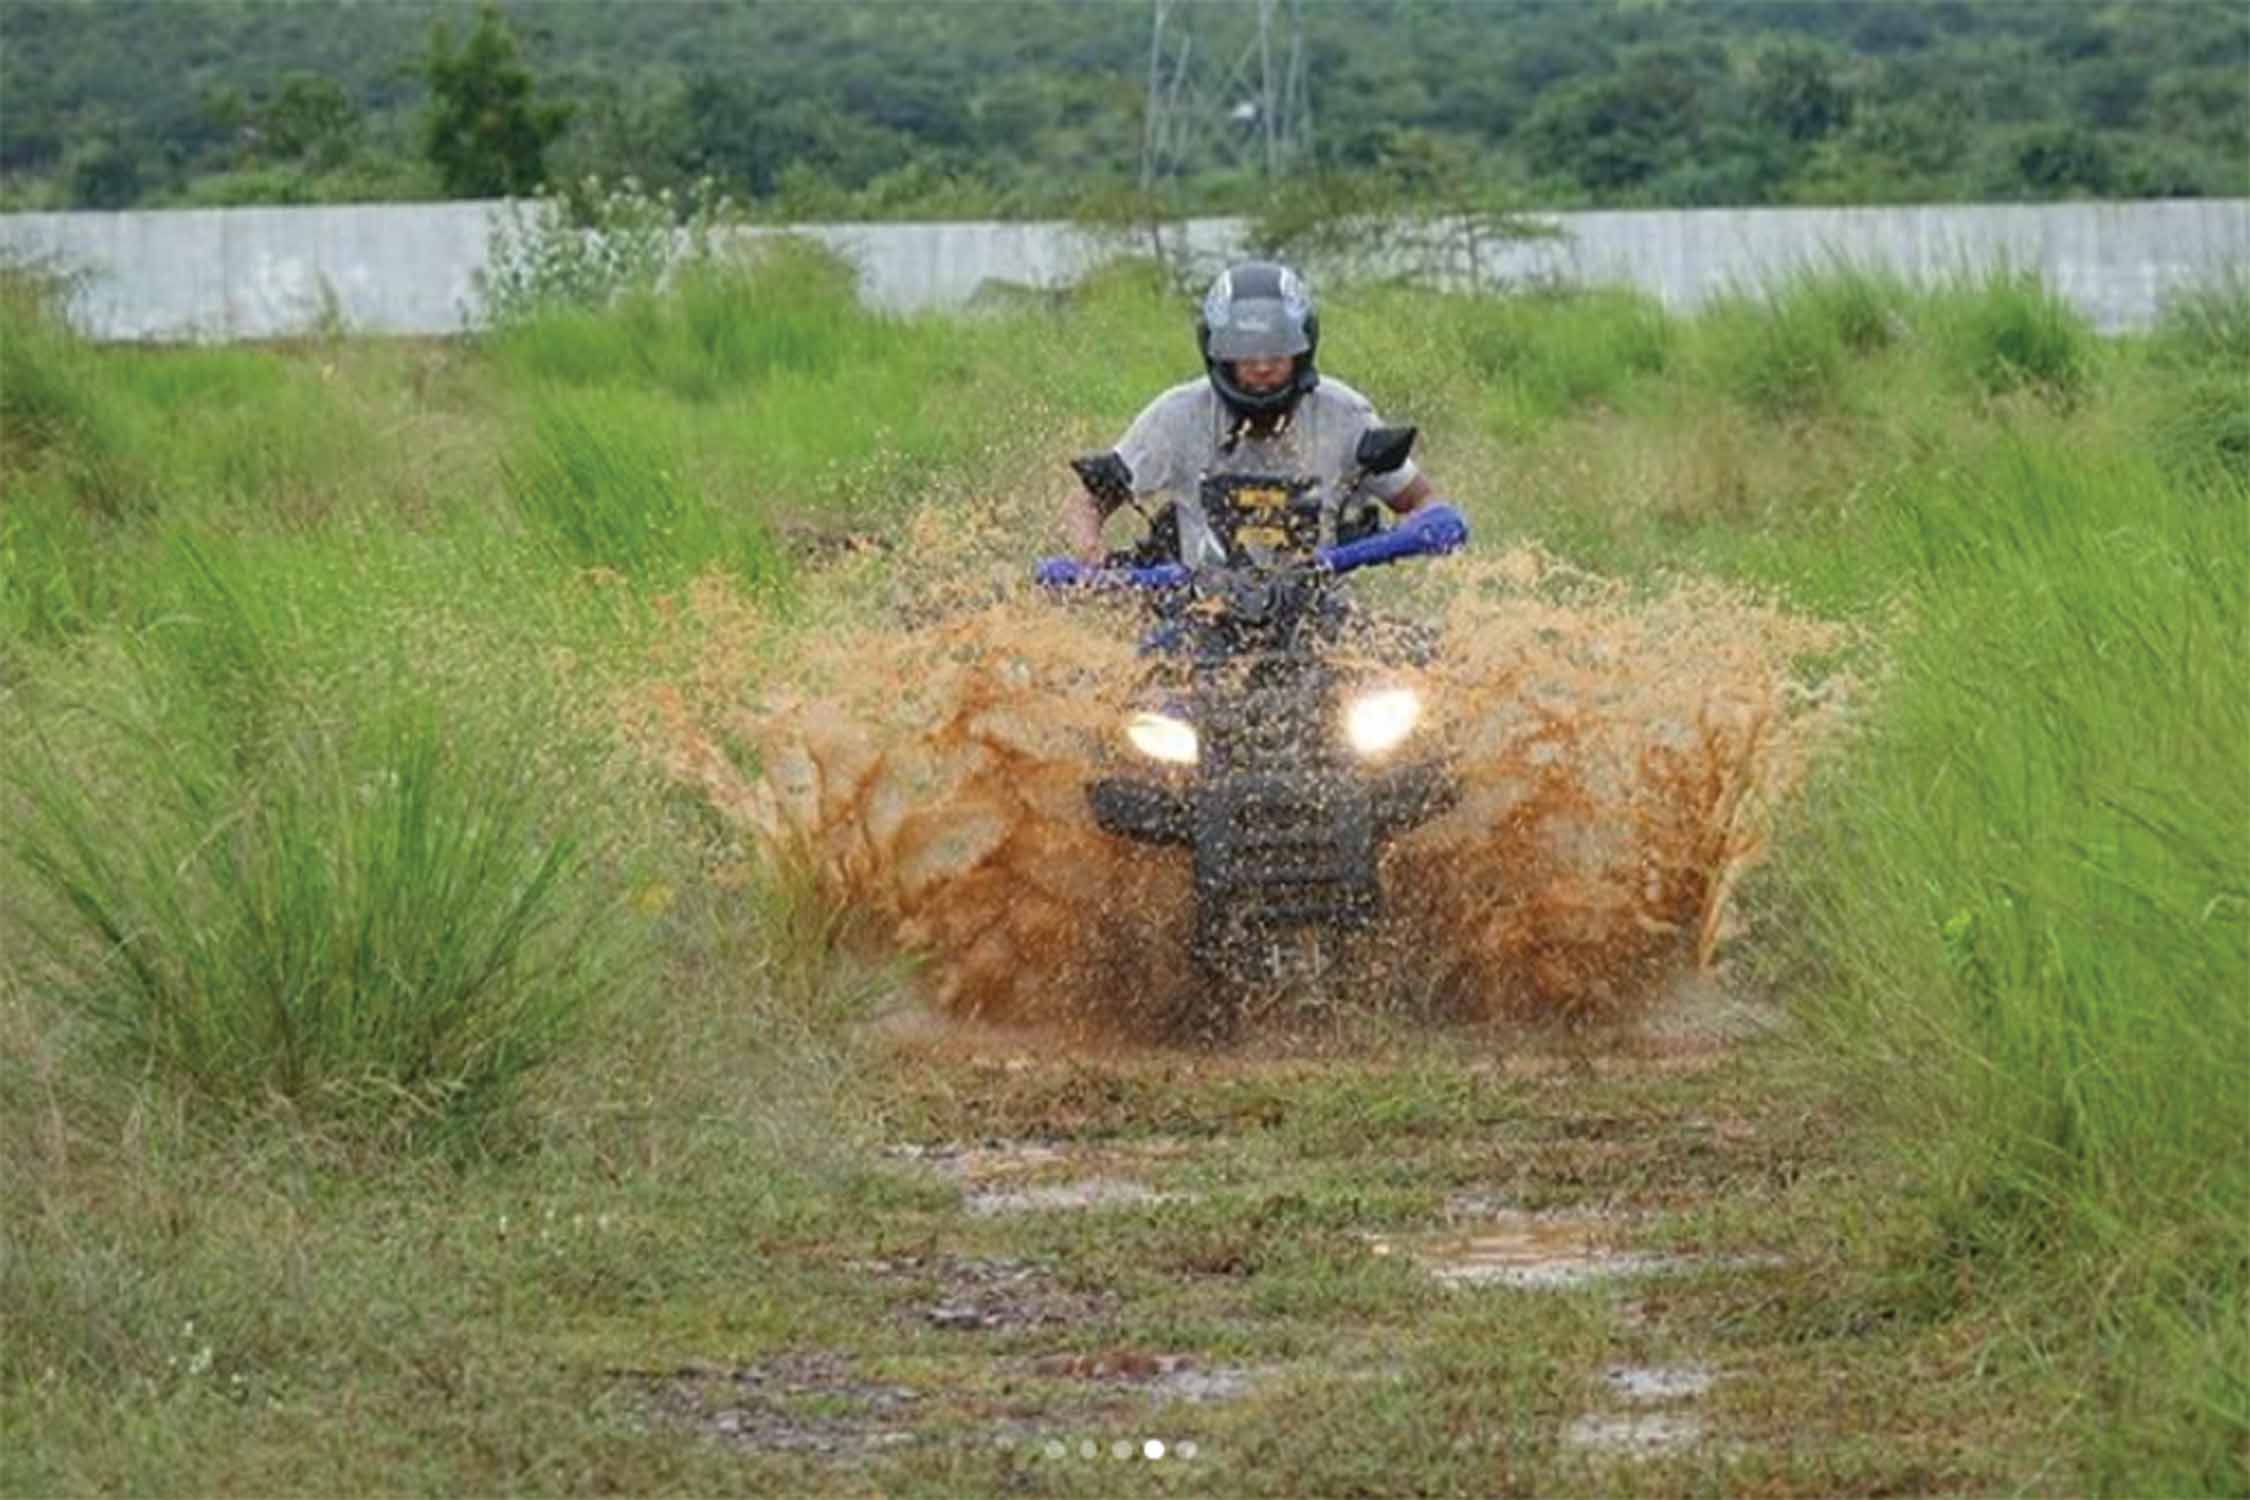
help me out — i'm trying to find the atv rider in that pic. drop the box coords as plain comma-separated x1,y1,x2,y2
1056,260,1467,577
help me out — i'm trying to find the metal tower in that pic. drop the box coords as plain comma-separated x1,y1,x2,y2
1141,0,1313,189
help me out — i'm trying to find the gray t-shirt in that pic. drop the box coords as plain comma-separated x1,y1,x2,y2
1110,377,1420,567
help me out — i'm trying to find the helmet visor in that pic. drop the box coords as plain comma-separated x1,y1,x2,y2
1204,297,1312,361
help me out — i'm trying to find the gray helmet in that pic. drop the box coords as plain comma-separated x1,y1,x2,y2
1196,261,1320,420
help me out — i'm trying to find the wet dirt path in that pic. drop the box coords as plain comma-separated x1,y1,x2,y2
609,553,1995,1492
615,975,2013,1496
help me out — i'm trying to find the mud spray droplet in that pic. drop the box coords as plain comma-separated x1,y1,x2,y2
633,543,1857,1035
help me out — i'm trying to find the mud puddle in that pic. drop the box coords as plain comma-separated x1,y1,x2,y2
1027,1349,1263,1404
964,1177,1174,1215
880,1139,1072,1177
1373,1211,1776,1290
629,545,1860,1035
882,1136,1195,1216
1600,1362,1715,1402
1565,1411,1707,1456
1562,1363,1724,1457
846,1252,1121,1332
622,1352,920,1457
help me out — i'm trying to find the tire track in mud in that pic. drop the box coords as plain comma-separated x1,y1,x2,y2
628,547,1857,1035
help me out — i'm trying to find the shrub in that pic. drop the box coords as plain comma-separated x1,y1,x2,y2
504,391,787,588
1772,440,2249,1481
1687,287,1849,419
2151,265,2250,372
477,173,748,329
8,696,635,1142
1929,266,2095,401
491,241,873,400
1454,285,1671,429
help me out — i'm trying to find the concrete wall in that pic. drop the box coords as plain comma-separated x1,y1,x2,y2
2,198,2243,342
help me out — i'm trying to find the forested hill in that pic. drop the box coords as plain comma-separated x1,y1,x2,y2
4,0,2245,217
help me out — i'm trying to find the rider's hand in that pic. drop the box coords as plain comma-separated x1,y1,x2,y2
1035,556,1087,588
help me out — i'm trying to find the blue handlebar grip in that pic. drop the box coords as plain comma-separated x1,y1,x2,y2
1034,557,1190,591
1316,501,1468,575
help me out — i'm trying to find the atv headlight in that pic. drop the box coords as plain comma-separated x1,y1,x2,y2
1125,710,1199,765
1344,687,1423,758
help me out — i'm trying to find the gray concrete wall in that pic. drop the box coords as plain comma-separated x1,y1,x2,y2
3,198,2243,342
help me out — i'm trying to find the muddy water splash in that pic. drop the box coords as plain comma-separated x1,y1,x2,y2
1382,547,1854,1022
628,568,1199,1033
628,533,1854,1035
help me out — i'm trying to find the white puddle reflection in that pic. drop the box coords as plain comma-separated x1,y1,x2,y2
965,1177,1176,1215
1564,1411,1705,1455
1374,1212,1780,1290
1601,1363,1714,1402
1434,1245,1707,1290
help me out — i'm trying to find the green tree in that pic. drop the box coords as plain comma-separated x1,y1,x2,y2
67,137,144,209
2010,125,2117,197
420,4,571,198
1751,43,1851,144
1522,52,1706,194
262,72,363,170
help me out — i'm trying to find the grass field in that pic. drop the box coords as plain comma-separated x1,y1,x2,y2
2,246,2244,1495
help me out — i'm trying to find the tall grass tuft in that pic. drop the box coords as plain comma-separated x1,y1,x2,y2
2147,268,2250,482
2152,264,2250,371
492,241,880,401
1927,265,2095,401
1775,438,2249,1484
505,391,788,589
1687,282,1852,419
0,273,152,523
1450,285,1671,432
1770,258,1916,355
1683,259,1917,395
8,692,636,1143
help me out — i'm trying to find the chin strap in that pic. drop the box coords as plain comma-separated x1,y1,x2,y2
1315,501,1468,575
1218,406,1292,457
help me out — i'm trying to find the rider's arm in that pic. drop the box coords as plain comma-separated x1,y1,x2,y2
1064,488,1108,563
1384,473,1435,515
1318,499,1467,574
1067,389,1189,562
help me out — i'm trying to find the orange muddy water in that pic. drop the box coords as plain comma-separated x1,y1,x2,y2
629,541,1855,1036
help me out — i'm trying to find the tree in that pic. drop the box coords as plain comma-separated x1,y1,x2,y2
420,4,571,198
66,137,144,209
1751,43,1851,144
2010,126,2117,197
1522,53,1706,194
262,73,363,170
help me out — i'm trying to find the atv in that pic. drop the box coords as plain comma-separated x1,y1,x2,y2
1037,427,1466,1018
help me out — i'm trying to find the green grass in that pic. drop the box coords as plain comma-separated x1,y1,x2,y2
1769,438,2249,1491
10,695,631,1139
2,250,2244,1493
504,388,788,589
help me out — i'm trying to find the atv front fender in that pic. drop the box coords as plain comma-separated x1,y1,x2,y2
1089,776,1192,846
1371,760,1459,837
1089,760,1457,850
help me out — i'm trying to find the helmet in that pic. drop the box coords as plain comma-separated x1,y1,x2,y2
1196,261,1319,421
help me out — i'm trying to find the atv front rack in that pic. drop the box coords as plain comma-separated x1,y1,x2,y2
1089,760,1456,932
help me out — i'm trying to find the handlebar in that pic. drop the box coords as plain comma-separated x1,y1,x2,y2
1317,500,1467,574
1034,557,1190,591
1033,502,1466,591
